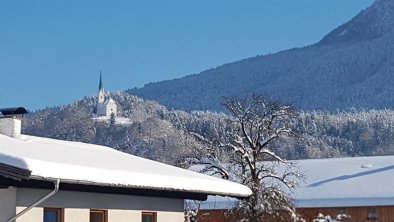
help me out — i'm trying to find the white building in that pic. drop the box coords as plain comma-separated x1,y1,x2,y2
0,111,251,222
96,74,117,118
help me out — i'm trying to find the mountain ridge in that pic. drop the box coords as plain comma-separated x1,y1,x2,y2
320,0,394,45
128,0,394,112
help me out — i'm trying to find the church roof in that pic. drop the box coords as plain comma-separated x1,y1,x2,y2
104,98,116,106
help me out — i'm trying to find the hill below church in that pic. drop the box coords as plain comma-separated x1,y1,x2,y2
127,0,394,112
22,93,394,163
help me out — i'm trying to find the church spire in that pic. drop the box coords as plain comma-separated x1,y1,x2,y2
99,70,103,91
97,70,105,106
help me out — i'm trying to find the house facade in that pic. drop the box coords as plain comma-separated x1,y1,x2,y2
0,187,185,222
0,108,251,222
297,206,394,222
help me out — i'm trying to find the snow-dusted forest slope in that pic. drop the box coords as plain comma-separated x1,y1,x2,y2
128,0,394,112
23,93,394,163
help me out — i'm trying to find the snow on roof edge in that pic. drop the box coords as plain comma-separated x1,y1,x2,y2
29,175,251,198
0,134,252,199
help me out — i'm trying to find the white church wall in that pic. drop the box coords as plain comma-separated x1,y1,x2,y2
105,102,117,117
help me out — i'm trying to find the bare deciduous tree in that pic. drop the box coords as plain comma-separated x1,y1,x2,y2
184,95,303,222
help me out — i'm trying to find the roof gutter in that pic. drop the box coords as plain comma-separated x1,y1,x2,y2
7,179,60,222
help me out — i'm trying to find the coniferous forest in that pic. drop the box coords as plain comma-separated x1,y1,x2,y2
23,93,394,165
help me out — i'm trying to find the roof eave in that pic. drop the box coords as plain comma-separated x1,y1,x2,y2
0,163,31,181
0,176,208,201
296,197,394,208
28,176,251,200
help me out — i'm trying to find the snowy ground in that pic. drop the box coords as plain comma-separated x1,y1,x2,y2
92,116,132,125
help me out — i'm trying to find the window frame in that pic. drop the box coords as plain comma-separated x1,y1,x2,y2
43,208,64,222
142,211,157,222
90,209,108,222
367,207,377,220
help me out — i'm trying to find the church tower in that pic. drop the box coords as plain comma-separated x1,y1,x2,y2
96,71,117,118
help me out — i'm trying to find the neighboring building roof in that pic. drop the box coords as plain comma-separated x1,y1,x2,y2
198,155,394,209
0,134,251,199
295,156,394,208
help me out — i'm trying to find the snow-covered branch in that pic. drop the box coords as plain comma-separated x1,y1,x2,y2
182,95,302,222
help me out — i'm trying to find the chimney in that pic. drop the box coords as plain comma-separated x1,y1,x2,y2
0,107,28,138
0,117,22,138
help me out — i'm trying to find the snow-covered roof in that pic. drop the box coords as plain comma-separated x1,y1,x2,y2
0,134,251,198
295,156,394,208
106,98,116,104
198,156,394,209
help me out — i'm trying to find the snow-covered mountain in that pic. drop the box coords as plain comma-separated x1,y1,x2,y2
320,0,394,44
128,0,394,112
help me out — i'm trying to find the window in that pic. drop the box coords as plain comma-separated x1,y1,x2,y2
368,208,377,220
338,208,346,214
90,209,107,222
44,208,63,222
142,212,157,222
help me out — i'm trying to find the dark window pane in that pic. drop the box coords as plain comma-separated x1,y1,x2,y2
142,214,154,222
44,210,58,222
91,212,103,222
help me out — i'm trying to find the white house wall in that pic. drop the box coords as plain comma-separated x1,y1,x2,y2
156,212,185,222
15,209,184,222
14,188,184,222
108,210,141,222
16,207,43,222
0,187,17,222
64,209,89,222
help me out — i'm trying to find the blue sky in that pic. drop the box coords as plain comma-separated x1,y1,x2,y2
0,0,373,110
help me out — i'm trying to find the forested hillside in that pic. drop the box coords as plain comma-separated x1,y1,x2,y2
23,93,199,164
127,0,394,112
23,93,394,164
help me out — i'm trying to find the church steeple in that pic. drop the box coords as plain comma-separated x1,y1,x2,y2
98,70,103,91
97,71,106,115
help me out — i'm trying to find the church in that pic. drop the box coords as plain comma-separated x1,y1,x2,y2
96,74,117,118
